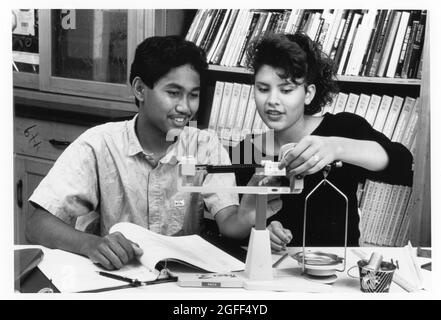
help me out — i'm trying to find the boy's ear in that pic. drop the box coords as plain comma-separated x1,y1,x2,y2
132,77,145,102
304,84,316,106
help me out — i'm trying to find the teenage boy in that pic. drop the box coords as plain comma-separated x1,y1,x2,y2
26,36,278,270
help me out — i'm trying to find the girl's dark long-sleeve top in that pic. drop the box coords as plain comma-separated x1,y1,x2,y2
229,112,413,247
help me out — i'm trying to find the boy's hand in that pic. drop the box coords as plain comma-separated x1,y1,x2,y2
267,221,292,252
83,232,143,270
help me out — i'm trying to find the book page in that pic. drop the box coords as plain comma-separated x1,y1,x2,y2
38,248,157,293
110,222,245,273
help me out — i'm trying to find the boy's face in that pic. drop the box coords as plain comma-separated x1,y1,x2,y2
138,64,200,136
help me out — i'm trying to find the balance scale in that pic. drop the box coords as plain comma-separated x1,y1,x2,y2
177,144,348,289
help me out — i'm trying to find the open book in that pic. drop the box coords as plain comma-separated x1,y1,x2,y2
110,222,245,274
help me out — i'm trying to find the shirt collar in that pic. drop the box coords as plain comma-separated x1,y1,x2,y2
126,114,179,165
127,114,146,157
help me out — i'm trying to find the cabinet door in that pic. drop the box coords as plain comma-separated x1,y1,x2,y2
38,9,144,101
14,155,53,244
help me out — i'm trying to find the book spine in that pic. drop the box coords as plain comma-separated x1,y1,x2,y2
368,10,393,77
364,94,381,126
382,185,400,245
235,12,259,67
391,96,416,142
332,92,349,114
195,9,216,47
333,11,354,67
225,83,242,129
400,20,420,78
354,93,371,117
233,84,252,136
385,186,405,245
393,187,412,246
221,10,246,66
359,180,374,244
323,9,345,55
407,11,426,78
211,10,239,65
382,95,404,139
186,10,204,42
241,86,257,134
240,12,267,67
358,11,380,76
385,11,410,78
208,81,225,131
201,10,225,54
338,13,361,75
372,95,393,132
374,184,393,245
329,17,346,60
344,93,359,113
347,10,377,76
367,182,386,244
207,10,231,62
363,10,388,76
216,82,234,132
376,11,402,77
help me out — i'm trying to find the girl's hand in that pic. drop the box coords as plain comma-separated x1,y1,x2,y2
278,136,338,177
267,221,292,252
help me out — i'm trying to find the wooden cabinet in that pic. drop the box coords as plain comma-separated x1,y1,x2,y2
13,115,90,244
14,155,53,244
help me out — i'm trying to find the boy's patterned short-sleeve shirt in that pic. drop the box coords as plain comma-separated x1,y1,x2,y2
29,116,239,236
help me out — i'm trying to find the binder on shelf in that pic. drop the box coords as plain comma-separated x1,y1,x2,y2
225,83,243,129
382,95,404,139
208,81,225,131
354,93,371,118
363,94,381,126
216,82,234,132
344,93,360,113
233,84,252,134
372,95,393,132
332,92,349,114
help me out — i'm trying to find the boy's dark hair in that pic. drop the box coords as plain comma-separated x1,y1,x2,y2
246,32,339,115
129,35,208,106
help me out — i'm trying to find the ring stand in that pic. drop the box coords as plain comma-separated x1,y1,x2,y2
295,162,348,283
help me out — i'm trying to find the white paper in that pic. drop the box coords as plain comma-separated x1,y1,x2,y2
38,248,156,293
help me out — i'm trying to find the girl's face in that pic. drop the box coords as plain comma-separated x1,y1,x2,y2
254,64,315,132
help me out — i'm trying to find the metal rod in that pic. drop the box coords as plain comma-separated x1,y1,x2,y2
255,194,267,230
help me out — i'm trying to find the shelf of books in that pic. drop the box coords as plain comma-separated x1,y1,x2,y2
187,9,426,80
184,9,428,247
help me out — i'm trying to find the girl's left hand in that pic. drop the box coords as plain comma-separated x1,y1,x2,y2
278,135,337,177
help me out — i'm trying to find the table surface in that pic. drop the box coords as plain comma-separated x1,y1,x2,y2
14,245,431,295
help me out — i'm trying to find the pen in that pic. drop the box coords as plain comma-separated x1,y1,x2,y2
97,271,142,286
272,253,289,268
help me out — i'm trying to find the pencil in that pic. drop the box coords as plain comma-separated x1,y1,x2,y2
97,271,141,286
272,253,289,268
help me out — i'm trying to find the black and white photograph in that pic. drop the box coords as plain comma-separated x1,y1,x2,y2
2,0,440,307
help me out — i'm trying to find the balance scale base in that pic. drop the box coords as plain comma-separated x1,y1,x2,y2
244,228,273,281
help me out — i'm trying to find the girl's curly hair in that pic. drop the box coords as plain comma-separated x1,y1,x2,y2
246,32,339,115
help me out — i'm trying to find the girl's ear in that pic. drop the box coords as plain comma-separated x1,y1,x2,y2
304,84,316,105
132,77,145,102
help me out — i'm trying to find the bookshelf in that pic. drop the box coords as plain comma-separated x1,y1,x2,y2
186,9,430,247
